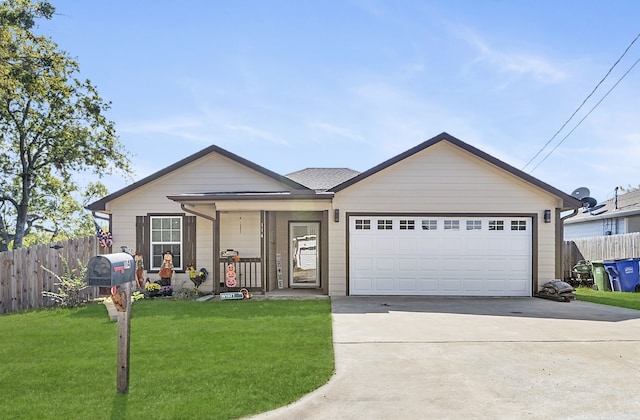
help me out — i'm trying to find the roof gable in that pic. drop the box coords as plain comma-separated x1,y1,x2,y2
329,132,581,209
87,144,309,211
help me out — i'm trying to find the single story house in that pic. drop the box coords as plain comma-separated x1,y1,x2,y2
564,188,640,240
87,132,581,297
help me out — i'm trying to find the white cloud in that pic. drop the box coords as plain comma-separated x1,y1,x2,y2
308,122,367,143
225,124,289,146
120,117,202,134
459,28,567,84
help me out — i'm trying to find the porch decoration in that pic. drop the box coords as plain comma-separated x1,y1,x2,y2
240,288,253,299
134,252,145,288
187,264,209,288
94,220,113,249
145,282,161,297
225,263,237,288
158,251,174,284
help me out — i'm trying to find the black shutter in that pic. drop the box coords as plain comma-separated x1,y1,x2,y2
136,216,150,270
183,216,196,268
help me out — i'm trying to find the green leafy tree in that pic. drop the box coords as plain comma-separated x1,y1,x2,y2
0,0,131,251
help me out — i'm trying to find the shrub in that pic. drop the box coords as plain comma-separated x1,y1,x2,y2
41,257,88,307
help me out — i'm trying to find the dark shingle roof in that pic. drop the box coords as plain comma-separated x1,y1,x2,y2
285,168,360,192
565,188,640,223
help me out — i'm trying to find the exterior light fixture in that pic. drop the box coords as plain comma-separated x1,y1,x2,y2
544,209,551,223
334,209,340,222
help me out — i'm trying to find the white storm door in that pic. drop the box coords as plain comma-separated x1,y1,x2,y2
289,222,320,287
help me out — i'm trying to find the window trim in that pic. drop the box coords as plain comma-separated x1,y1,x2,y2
150,215,184,271
136,214,195,274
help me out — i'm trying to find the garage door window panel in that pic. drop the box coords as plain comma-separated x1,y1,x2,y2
489,220,504,231
466,220,482,230
511,220,527,231
355,219,371,230
378,219,393,230
422,220,437,230
444,220,459,230
400,220,415,230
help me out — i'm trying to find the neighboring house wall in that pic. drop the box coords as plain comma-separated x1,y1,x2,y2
328,141,562,295
626,215,640,233
564,220,607,241
564,216,634,240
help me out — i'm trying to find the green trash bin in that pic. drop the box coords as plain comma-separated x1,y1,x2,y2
591,261,611,291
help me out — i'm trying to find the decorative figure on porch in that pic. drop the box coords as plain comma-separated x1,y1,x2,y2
240,288,253,299
187,263,208,289
225,263,237,288
134,252,145,288
158,251,174,285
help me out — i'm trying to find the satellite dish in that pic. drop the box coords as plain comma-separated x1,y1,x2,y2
572,187,590,200
581,197,597,208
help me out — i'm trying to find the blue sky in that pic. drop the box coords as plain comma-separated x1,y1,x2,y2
40,0,640,204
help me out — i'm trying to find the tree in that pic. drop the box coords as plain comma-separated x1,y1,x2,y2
0,0,132,250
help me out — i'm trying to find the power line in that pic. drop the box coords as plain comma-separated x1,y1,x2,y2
530,53,640,173
522,31,640,171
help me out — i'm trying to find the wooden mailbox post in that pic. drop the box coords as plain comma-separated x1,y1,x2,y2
87,253,135,394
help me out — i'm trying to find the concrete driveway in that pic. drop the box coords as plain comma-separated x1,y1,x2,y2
250,296,640,420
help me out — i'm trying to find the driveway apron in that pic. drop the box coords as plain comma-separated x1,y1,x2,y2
250,296,640,419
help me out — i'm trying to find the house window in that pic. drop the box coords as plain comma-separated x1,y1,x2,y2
511,220,527,231
444,220,460,230
466,220,482,230
399,220,415,230
422,220,437,230
150,216,183,270
378,220,393,230
489,220,504,231
355,219,371,230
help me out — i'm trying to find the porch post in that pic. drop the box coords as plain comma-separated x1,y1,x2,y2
261,211,267,293
214,211,220,294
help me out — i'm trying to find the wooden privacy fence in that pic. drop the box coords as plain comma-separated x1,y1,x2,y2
0,236,102,314
563,232,640,279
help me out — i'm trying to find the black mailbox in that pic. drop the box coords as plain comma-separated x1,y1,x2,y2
87,253,135,287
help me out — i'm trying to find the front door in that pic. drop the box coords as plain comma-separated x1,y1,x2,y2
289,222,320,287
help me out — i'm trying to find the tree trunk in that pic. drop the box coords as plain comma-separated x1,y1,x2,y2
0,216,9,252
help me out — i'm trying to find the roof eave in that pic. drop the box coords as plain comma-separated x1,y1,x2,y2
167,191,334,203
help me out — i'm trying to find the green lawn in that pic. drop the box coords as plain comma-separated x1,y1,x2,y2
575,287,640,310
0,299,334,420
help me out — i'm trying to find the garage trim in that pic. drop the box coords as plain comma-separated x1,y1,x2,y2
345,212,538,296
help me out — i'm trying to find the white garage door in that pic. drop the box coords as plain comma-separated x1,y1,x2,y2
349,216,532,296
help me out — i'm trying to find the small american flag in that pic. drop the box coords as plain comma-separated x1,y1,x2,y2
94,220,113,248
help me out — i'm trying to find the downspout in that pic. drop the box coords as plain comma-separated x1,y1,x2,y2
561,208,579,222
180,204,217,292
558,208,580,281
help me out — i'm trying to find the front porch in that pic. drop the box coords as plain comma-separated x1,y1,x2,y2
211,209,330,296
